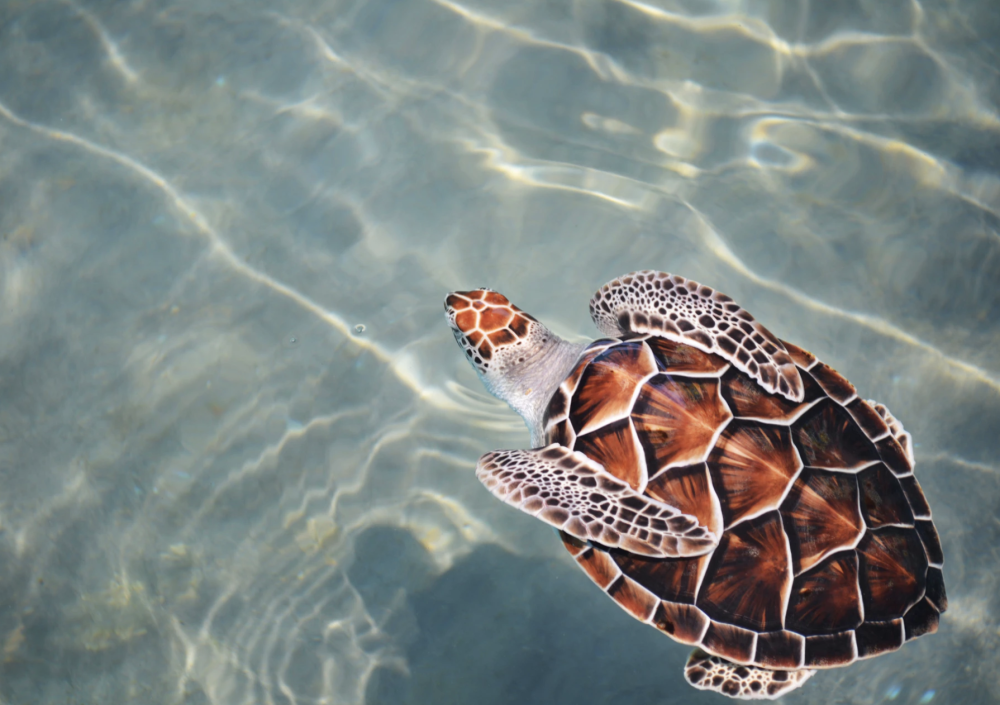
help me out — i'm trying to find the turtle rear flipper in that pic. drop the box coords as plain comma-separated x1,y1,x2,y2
685,649,815,700
476,445,717,558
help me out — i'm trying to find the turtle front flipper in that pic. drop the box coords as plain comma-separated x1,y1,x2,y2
685,649,815,700
589,271,804,402
476,445,717,557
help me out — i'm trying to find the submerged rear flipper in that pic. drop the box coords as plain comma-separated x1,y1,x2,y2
684,649,815,700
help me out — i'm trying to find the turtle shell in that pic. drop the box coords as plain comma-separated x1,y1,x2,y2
543,335,946,670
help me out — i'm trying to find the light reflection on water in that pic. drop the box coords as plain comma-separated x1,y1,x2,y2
0,0,997,703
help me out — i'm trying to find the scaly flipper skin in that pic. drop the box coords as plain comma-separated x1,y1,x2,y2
590,271,804,402
476,445,718,558
685,649,815,700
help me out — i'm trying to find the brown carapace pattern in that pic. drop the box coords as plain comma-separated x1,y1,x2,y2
547,335,945,672
445,289,538,373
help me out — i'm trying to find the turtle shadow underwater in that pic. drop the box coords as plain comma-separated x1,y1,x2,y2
355,525,718,705
354,524,977,705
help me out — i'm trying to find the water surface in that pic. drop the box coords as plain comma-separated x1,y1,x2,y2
0,0,998,703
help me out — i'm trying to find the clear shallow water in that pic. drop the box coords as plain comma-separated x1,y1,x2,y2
0,0,998,703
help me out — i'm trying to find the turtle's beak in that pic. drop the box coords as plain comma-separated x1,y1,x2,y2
444,291,472,333
443,290,500,365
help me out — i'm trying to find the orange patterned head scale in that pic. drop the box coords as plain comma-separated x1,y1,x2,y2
443,288,543,375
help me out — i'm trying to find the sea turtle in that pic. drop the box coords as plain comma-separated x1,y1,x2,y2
444,270,946,700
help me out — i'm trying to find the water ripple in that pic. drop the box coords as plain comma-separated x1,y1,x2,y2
0,1,997,703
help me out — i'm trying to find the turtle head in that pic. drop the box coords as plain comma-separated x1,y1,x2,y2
444,288,540,377
444,288,585,445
